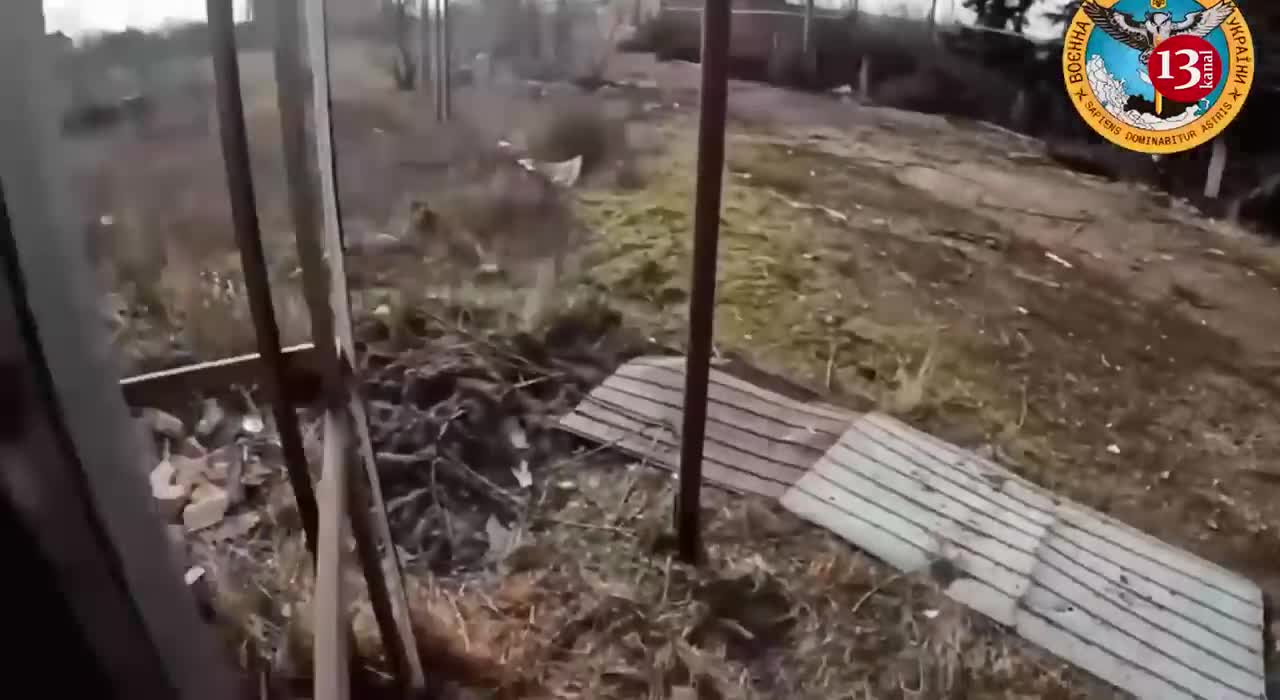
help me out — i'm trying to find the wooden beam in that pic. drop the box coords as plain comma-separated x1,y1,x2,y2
119,344,323,409
314,410,351,700
304,0,426,693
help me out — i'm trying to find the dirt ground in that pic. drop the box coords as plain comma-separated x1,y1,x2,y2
595,54,1280,592
81,44,1280,697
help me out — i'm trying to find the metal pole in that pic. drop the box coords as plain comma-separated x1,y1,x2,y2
418,0,431,98
206,0,320,553
441,0,451,120
802,0,815,72
677,0,731,565
433,0,443,121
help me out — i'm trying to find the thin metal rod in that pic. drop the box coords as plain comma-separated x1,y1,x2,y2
418,0,431,98
119,343,321,409
207,0,320,553
677,0,731,565
441,0,451,119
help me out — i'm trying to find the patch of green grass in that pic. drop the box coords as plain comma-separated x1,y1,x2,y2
575,131,940,402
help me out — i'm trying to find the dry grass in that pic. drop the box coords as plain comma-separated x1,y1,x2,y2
198,454,1106,699
575,125,963,417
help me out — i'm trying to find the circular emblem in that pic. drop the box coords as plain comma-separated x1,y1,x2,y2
1061,0,1254,155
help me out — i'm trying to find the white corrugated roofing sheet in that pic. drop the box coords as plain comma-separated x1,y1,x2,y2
780,412,1267,700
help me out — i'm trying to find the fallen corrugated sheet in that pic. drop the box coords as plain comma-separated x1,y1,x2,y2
558,356,855,497
781,412,1267,700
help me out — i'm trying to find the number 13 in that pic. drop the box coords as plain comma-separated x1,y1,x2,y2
1156,48,1203,90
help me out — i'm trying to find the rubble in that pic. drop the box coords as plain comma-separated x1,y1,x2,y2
183,482,229,532
140,407,185,440
149,458,188,520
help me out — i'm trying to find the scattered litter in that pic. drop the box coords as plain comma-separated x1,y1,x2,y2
1013,269,1062,289
1106,443,1121,454
831,84,853,96
99,214,114,226
1206,248,1226,257
184,566,206,585
512,459,533,489
504,418,529,450
373,303,392,318
1016,306,1029,316
496,139,512,148
204,511,260,543
1044,251,1074,269
776,193,848,223
239,454,273,487
195,398,227,441
517,155,583,188
141,407,185,440
922,609,940,619
241,414,265,435
150,459,188,507
484,515,516,562
170,454,208,489
183,483,229,532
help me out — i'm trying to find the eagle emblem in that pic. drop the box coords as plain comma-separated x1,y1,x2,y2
1081,0,1236,64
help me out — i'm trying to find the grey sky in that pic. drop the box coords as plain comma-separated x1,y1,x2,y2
41,0,1055,40
43,0,249,37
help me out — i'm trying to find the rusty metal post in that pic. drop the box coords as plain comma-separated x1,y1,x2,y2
418,0,431,99
434,0,451,121
442,0,452,119
206,0,320,554
677,0,731,564
802,0,815,76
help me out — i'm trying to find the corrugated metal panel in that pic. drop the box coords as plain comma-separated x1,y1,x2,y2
558,356,854,497
781,413,1267,700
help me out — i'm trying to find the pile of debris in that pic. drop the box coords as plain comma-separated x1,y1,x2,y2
140,396,277,552
356,299,651,572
